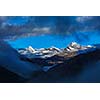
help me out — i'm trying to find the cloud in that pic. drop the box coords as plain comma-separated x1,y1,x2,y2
0,16,100,40
32,27,51,33
76,16,93,23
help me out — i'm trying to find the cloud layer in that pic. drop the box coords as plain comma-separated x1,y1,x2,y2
0,16,100,40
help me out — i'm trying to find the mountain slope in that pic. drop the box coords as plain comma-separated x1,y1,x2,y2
0,40,41,82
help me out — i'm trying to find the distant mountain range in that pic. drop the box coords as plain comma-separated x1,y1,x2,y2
0,40,100,82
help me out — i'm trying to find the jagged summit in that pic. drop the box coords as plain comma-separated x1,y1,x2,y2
65,42,93,52
17,42,96,73
18,42,94,59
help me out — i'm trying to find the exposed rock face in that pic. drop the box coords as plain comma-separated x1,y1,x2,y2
18,42,95,69
18,42,93,58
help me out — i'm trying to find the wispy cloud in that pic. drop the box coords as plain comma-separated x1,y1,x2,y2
32,27,51,33
76,16,93,23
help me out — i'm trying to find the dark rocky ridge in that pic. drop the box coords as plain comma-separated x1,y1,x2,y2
47,48,100,81
26,47,100,82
